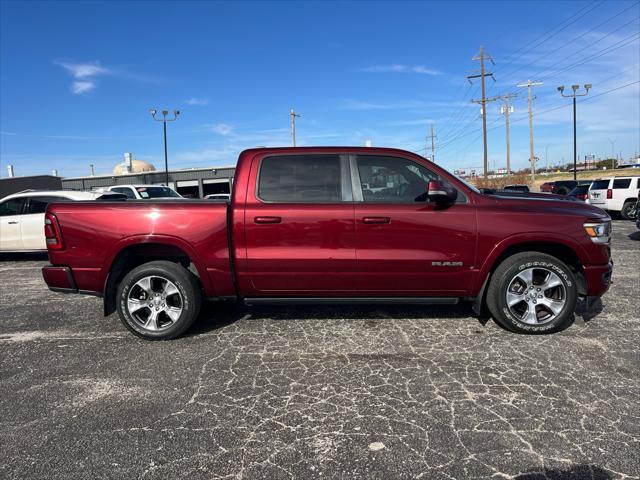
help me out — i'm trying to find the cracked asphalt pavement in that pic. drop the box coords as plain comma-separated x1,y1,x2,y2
1,220,639,479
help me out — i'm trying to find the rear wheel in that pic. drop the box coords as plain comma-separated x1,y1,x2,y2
486,252,577,334
620,200,636,220
116,260,201,340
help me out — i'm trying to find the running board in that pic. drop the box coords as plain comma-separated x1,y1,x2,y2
243,297,459,306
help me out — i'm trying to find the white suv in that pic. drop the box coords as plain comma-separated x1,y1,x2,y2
588,176,640,219
0,190,124,252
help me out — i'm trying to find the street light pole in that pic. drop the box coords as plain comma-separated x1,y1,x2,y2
150,109,180,186
557,84,591,181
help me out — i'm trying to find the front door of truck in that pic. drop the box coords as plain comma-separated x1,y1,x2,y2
243,153,357,294
353,154,476,295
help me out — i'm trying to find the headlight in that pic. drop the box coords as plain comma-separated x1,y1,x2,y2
583,221,611,244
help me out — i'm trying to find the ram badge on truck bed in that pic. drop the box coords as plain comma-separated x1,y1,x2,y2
42,147,613,339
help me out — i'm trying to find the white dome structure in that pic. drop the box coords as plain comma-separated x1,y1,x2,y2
113,158,156,175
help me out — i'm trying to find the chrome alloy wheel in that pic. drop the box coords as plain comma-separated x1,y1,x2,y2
505,267,567,325
126,276,183,332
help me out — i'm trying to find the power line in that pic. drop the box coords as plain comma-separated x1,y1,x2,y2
493,0,605,74
497,2,638,81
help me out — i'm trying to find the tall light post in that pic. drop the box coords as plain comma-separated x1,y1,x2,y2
557,84,591,180
149,109,180,186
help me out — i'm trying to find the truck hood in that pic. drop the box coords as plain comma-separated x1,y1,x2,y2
485,191,610,220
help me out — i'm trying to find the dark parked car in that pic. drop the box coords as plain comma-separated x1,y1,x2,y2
552,180,579,195
503,184,530,193
568,182,593,201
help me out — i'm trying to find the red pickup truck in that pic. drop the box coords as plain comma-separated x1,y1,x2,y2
42,147,613,339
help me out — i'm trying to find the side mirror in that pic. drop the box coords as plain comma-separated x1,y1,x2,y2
427,180,458,206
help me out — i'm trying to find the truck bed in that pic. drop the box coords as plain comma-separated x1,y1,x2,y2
45,200,234,298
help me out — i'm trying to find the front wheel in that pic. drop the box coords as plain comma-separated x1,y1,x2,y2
486,252,577,334
116,260,201,340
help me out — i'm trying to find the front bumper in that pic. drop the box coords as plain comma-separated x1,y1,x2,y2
583,260,613,297
42,265,78,293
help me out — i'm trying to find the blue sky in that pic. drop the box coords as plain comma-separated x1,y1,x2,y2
1,0,638,178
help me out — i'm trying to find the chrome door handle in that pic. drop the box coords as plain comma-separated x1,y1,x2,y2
362,217,390,224
254,216,282,224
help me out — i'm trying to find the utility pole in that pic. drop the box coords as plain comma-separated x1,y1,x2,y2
608,138,616,170
517,80,543,183
468,45,495,178
557,84,591,180
149,109,180,186
426,124,437,162
494,93,518,178
290,109,301,147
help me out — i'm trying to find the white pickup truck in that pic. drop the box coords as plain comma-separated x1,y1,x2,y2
588,176,640,219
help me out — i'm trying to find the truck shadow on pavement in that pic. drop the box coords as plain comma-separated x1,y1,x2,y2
629,230,640,241
189,301,480,336
514,464,612,479
189,297,606,337
0,252,49,261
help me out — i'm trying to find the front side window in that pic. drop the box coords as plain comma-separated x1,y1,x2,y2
25,196,67,214
356,155,436,203
0,198,26,216
258,155,341,202
613,178,631,189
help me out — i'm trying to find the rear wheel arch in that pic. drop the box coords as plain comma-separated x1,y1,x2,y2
104,242,204,316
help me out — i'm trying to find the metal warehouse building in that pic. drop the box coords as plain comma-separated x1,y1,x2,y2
61,165,236,198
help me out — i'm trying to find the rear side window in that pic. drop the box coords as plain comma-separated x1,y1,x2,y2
258,155,341,202
613,178,631,189
25,196,68,214
590,180,610,190
0,198,26,216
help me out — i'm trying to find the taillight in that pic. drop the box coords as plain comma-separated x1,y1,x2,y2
44,213,64,250
607,189,612,199
578,193,587,200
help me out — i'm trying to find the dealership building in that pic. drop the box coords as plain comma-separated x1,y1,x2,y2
2,154,237,199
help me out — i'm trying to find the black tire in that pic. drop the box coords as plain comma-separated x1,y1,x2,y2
486,252,577,334
555,187,569,195
620,200,636,220
116,260,201,340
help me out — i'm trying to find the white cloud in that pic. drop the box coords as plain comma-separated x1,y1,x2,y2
56,60,110,95
211,123,233,135
186,97,209,106
362,64,442,75
58,61,110,78
72,81,96,94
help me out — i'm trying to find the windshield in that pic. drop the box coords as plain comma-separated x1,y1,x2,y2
136,187,182,199
454,175,481,194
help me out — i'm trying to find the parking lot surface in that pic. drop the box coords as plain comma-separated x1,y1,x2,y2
1,220,638,480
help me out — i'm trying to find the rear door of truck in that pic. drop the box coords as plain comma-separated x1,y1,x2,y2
242,153,357,294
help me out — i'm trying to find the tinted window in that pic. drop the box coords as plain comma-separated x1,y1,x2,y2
136,187,181,199
357,155,436,203
112,187,136,199
26,196,68,214
0,198,26,216
613,178,631,189
258,155,341,202
590,180,610,190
